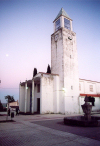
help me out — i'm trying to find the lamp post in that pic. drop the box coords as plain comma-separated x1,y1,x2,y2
6,99,9,120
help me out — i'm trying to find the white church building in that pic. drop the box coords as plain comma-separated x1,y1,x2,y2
19,8,100,114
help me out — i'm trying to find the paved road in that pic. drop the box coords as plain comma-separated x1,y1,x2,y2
33,119,100,141
0,114,100,146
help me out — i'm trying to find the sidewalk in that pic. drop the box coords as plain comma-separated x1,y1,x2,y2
0,114,100,146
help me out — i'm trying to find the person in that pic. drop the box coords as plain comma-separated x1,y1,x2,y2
8,108,10,116
16,108,18,115
18,109,20,115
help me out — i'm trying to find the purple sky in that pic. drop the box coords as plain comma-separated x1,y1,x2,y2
0,0,100,103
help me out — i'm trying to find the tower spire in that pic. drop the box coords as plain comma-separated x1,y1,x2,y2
53,8,71,22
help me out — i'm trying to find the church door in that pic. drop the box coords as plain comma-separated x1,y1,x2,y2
37,98,40,113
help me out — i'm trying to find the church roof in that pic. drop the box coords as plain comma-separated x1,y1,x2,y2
53,8,71,22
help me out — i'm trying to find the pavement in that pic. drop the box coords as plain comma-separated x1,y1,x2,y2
0,112,100,146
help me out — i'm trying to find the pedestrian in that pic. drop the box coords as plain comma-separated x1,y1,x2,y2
18,109,20,115
8,108,10,116
16,108,18,115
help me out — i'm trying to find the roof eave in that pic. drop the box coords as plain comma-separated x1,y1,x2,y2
53,15,72,23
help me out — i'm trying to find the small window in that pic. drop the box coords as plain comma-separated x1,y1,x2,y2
71,86,73,90
79,83,81,91
90,85,93,92
55,19,60,31
64,18,70,30
37,84,40,93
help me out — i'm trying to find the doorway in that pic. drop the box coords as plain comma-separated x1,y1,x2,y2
37,98,40,113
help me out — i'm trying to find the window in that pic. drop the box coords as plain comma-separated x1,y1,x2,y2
90,85,93,92
55,19,60,31
79,83,81,91
71,86,73,90
64,18,70,30
37,84,40,93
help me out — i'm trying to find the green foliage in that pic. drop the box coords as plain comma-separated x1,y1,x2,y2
33,68,37,77
0,100,3,111
47,64,51,73
5,95,15,103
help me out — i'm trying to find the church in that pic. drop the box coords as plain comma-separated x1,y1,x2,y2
19,8,100,114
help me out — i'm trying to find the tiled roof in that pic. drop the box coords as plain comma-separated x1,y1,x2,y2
54,8,71,22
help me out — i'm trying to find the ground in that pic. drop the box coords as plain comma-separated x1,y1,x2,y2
0,112,100,146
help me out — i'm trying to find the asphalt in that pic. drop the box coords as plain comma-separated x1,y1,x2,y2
0,112,100,146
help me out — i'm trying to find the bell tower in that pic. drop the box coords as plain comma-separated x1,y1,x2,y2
51,8,79,113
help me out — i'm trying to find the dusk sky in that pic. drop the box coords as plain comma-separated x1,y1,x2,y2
0,0,100,103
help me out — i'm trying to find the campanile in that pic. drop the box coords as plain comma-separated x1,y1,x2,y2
51,8,79,113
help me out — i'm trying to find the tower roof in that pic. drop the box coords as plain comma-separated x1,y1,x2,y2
53,8,72,22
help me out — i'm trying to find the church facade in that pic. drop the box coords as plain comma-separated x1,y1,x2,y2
19,8,100,114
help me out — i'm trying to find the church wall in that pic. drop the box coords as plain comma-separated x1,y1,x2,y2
40,75,53,114
63,28,80,114
51,27,80,114
51,29,64,89
19,85,25,112
65,96,79,114
59,91,65,114
51,29,65,114
26,88,30,112
53,75,59,113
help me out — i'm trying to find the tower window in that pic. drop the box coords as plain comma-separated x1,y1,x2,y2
64,18,70,30
55,19,60,31
71,86,73,90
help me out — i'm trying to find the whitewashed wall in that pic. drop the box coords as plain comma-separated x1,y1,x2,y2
51,29,64,89
97,83,100,94
26,88,30,112
19,85,25,112
79,79,100,95
40,74,54,114
53,75,59,113
79,79,100,112
59,91,65,114
51,22,80,114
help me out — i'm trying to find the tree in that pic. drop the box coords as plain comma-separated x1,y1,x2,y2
5,95,15,103
33,68,37,77
0,100,3,111
46,64,51,73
